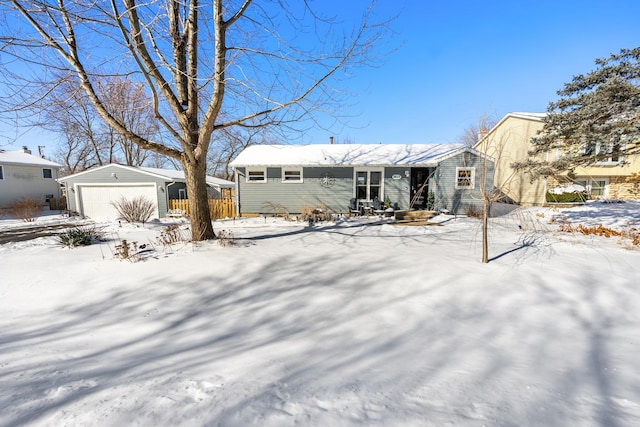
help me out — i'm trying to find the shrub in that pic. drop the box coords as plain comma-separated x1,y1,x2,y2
114,239,141,262
57,226,105,248
217,229,236,246
111,196,155,223
546,191,586,203
157,224,187,246
7,198,42,222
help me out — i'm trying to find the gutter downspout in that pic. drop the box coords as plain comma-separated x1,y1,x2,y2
166,181,177,216
234,168,241,218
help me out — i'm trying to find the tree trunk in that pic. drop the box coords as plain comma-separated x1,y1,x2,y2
482,197,490,263
182,158,215,241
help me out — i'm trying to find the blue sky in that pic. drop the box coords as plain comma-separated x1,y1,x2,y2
2,0,640,152
303,0,640,145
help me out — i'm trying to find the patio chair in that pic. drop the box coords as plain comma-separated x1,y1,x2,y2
372,197,386,216
349,198,362,216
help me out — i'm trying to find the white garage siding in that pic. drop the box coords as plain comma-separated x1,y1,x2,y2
77,184,159,220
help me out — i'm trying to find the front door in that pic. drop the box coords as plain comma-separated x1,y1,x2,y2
410,168,432,209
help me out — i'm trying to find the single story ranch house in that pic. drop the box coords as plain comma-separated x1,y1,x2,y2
230,143,494,216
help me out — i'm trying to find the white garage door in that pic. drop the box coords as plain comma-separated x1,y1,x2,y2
79,185,159,220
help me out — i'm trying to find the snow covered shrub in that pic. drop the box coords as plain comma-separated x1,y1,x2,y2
111,196,155,223
546,191,586,203
57,226,104,247
7,198,42,222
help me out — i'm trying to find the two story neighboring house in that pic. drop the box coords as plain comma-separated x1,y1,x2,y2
475,112,640,205
0,147,62,208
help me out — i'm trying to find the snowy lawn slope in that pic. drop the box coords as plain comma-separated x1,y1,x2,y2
1,202,639,426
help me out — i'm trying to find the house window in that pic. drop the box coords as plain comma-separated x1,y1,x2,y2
178,188,187,200
0,165,3,180
42,168,53,179
282,168,303,183
455,167,475,189
583,142,623,164
575,178,608,199
246,168,266,183
355,169,382,200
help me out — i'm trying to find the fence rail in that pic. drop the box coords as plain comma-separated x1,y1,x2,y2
169,199,235,219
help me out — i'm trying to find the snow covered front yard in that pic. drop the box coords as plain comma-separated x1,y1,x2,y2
1,202,639,426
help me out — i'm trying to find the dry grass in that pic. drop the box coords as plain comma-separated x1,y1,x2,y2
7,198,42,222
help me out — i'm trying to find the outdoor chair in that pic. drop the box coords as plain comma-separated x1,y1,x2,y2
349,198,362,216
372,197,386,216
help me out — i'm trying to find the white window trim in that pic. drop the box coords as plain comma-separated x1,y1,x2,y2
353,167,384,201
576,178,609,198
282,167,303,183
42,168,53,179
246,167,267,183
455,167,475,189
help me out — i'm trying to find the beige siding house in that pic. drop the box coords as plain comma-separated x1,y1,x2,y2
0,147,62,208
476,112,640,205
475,113,547,206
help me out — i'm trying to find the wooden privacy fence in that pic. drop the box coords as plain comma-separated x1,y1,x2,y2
169,199,235,219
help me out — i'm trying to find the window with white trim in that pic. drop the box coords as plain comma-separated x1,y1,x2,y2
282,168,303,183
354,169,382,200
455,167,475,189
246,168,267,183
0,165,3,180
42,168,53,179
583,142,624,164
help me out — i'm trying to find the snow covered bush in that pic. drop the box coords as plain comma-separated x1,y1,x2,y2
111,196,155,223
7,198,42,222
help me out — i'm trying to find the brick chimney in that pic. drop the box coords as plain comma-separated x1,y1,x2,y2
329,136,334,144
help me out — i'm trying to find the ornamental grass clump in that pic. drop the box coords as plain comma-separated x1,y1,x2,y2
57,226,105,248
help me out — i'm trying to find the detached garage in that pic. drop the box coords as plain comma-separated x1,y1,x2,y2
58,164,234,221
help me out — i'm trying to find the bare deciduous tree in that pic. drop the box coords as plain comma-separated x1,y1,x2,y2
0,1,391,240
458,114,498,147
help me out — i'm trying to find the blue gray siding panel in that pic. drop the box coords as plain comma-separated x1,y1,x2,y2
434,152,494,214
237,166,354,214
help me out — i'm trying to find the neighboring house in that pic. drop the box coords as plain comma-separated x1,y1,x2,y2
0,147,63,208
476,112,640,205
229,143,494,216
58,164,235,220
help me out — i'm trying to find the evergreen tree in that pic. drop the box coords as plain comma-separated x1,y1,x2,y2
517,47,640,178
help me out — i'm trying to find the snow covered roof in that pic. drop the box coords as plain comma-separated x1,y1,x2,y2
138,166,235,188
506,112,546,121
230,144,467,167
59,164,235,188
0,149,62,168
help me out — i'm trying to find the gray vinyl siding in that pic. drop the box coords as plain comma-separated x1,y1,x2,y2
62,165,168,215
434,152,494,214
237,166,354,214
0,163,61,207
384,167,410,210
